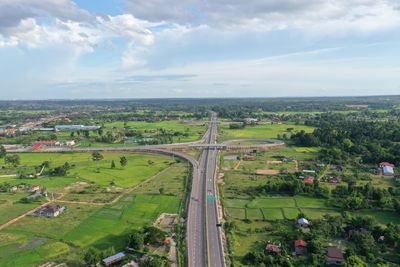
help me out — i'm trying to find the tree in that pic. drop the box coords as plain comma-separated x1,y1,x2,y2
346,255,367,267
352,230,377,259
83,247,101,266
120,156,128,168
144,226,166,245
128,230,144,250
5,154,20,167
0,145,6,158
91,152,103,162
243,251,264,265
111,160,116,169
159,187,165,194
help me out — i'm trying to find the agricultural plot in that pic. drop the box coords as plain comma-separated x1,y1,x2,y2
2,152,174,188
219,123,314,140
0,151,187,266
0,193,42,225
104,119,206,143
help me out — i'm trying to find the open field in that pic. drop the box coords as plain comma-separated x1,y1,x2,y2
104,120,206,143
0,193,42,225
0,151,188,266
219,123,314,141
1,152,174,188
0,193,181,266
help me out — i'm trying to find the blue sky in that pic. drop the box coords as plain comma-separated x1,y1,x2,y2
0,0,400,99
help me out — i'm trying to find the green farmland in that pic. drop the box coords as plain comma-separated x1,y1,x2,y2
219,123,314,140
0,152,189,266
104,120,206,143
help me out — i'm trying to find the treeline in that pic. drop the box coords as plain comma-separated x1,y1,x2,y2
291,113,400,165
247,175,329,198
332,182,400,211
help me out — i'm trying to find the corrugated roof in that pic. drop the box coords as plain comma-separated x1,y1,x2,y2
103,252,126,264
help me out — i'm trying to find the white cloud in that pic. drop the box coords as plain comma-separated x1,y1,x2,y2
0,0,90,28
124,0,400,34
0,1,154,60
97,14,154,46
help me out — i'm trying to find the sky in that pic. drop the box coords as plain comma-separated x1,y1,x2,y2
0,0,400,99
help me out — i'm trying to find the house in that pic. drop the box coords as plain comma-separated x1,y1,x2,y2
380,162,395,168
29,185,40,192
55,125,101,132
242,155,256,160
65,140,76,146
329,176,340,184
326,247,344,265
297,217,310,228
382,166,394,176
295,240,308,255
35,205,65,217
379,162,395,176
303,177,314,184
303,169,316,174
102,252,126,266
32,141,57,150
243,118,258,124
103,252,126,266
266,243,281,254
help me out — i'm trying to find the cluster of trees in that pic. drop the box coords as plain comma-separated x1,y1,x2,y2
242,214,399,266
4,154,20,167
126,226,170,267
83,247,116,266
310,215,400,264
248,175,329,198
48,162,71,176
332,182,400,212
291,114,400,165
128,226,167,250
95,130,125,144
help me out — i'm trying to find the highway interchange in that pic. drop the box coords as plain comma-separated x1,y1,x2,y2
6,113,284,267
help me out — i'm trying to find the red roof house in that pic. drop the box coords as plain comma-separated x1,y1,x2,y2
266,244,281,254
242,155,256,160
295,240,308,255
304,177,314,184
380,162,395,168
326,247,344,265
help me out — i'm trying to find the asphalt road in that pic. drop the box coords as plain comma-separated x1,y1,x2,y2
204,113,225,267
186,111,225,267
6,113,285,267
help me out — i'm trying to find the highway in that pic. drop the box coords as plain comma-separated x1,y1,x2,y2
204,112,225,267
186,111,225,267
6,113,285,267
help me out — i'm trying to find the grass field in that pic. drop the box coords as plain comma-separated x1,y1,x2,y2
2,152,174,188
0,193,42,225
104,120,206,143
219,123,314,140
